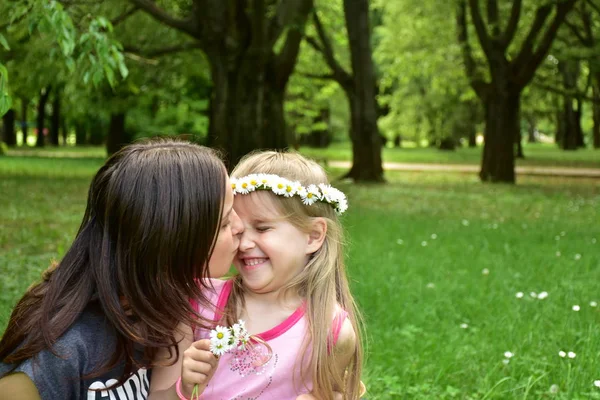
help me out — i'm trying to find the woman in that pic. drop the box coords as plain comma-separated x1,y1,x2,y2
0,139,243,399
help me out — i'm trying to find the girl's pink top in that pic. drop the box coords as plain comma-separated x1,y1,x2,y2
191,279,348,400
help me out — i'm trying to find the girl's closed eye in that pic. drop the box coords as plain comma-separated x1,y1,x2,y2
255,226,272,232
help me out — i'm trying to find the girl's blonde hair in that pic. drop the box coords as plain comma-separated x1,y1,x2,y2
228,151,363,400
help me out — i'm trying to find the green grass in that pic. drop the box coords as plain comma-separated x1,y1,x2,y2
1,153,600,399
300,142,600,169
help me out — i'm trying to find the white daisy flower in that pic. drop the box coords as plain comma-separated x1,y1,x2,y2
255,173,271,188
210,325,232,346
231,178,240,194
245,174,259,191
282,181,300,198
237,177,253,194
271,177,288,196
530,292,538,299
210,341,229,357
568,351,576,359
574,254,582,260
549,384,559,393
594,380,600,388
504,351,514,358
336,197,348,215
460,323,468,329
558,350,566,358
431,234,437,239
318,184,335,202
502,359,510,365
515,292,524,299
572,305,580,311
591,301,598,307
396,239,404,245
556,251,561,257
482,268,490,275
538,291,548,300
461,219,469,226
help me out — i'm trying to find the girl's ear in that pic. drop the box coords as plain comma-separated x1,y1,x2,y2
306,217,327,254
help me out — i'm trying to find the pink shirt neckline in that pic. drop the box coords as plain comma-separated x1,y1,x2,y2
214,279,307,342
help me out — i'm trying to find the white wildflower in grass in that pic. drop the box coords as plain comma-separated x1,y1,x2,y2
482,268,490,275
574,254,582,261
561,231,566,236
460,323,468,329
530,292,538,299
504,351,514,358
426,282,435,289
538,291,549,300
572,305,581,312
555,236,560,241
568,351,576,359
396,239,404,245
591,301,598,307
515,292,524,299
502,359,510,365
556,251,561,257
549,384,559,394
522,223,528,229
593,238,597,244
461,219,469,226
594,380,600,388
492,223,498,229
421,241,428,247
559,351,566,358
431,233,437,239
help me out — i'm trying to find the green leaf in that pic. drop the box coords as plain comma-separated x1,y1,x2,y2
0,34,10,51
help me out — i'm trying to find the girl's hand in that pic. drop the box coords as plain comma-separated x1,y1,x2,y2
180,339,219,397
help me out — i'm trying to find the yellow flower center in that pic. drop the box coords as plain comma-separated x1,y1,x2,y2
217,332,224,339
286,186,292,193
250,179,257,185
277,183,284,189
242,182,248,189
307,193,313,198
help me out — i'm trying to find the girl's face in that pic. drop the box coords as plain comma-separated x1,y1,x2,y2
233,192,322,295
208,177,244,278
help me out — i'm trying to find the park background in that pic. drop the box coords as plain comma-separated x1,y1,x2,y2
1,0,600,398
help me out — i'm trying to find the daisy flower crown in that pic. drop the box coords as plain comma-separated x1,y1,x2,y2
231,173,348,215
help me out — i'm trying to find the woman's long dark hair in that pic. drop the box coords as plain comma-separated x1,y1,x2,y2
0,139,227,383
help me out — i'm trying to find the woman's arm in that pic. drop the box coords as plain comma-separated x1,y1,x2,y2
0,372,42,400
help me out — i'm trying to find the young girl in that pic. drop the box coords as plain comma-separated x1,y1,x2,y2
0,139,243,399
150,151,363,400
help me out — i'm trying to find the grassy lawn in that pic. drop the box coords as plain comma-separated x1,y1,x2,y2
300,142,600,169
1,153,600,399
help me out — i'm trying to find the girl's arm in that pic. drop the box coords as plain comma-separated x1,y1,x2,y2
149,323,219,400
0,373,42,400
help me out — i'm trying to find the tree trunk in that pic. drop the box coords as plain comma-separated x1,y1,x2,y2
559,61,579,150
526,117,537,143
593,78,600,149
480,92,520,183
341,0,384,182
20,98,28,145
2,109,16,146
575,98,585,148
89,117,104,145
36,87,51,148
49,91,60,146
75,120,88,145
106,112,127,155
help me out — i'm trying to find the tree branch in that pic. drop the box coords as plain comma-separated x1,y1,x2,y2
123,42,202,57
128,0,199,38
533,79,600,103
516,0,578,86
584,0,600,15
468,0,495,61
564,19,588,46
457,0,488,98
273,0,313,89
111,6,139,27
268,0,307,46
511,4,553,71
297,71,336,80
307,10,352,86
501,0,522,47
487,0,500,36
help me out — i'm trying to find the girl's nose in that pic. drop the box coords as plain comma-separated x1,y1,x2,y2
238,230,255,252
230,209,244,236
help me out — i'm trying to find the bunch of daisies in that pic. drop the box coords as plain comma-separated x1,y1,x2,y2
209,320,251,357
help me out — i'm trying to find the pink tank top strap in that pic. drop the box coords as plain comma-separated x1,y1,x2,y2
332,308,349,346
